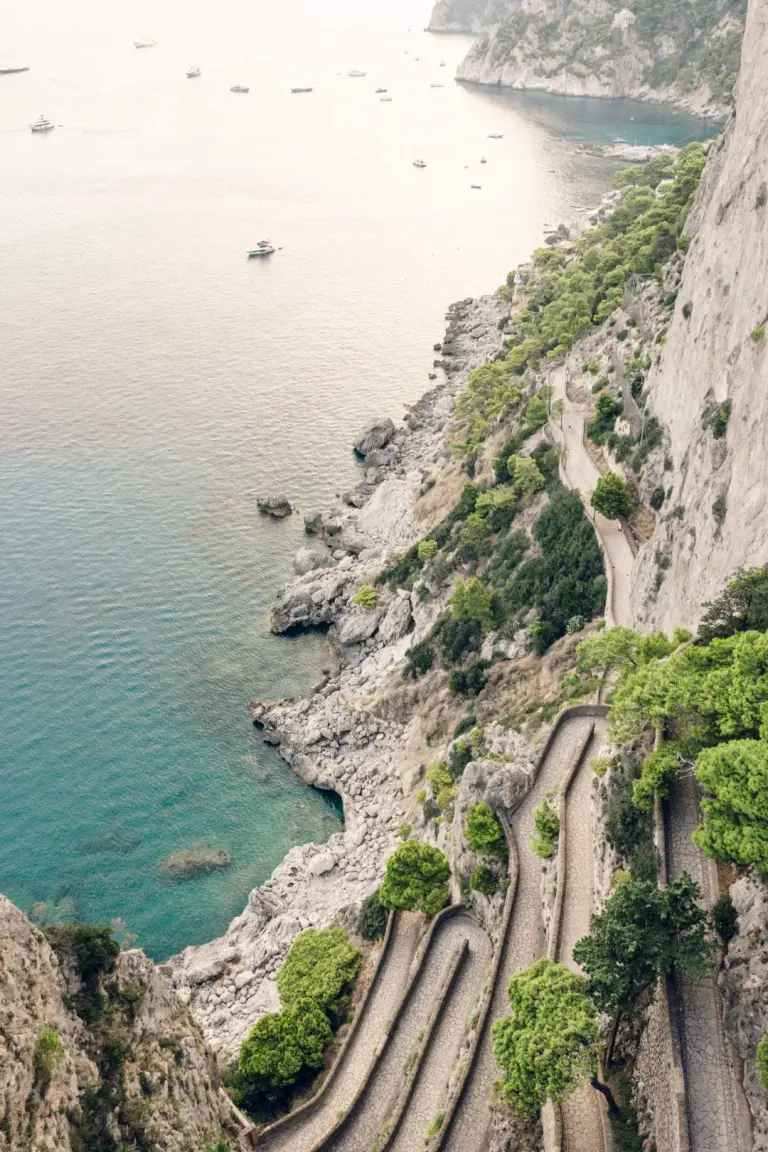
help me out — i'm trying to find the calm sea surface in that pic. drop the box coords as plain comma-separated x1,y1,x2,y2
0,0,714,958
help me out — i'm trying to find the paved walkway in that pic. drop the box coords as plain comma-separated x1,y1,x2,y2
329,910,490,1152
442,716,599,1152
549,368,634,629
558,723,609,1152
257,913,423,1152
666,773,751,1152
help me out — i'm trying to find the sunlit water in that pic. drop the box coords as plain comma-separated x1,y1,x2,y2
0,0,714,958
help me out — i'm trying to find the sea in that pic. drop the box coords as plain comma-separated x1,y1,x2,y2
0,0,716,959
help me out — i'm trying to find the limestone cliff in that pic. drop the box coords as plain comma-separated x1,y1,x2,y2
0,895,248,1152
630,0,768,634
432,0,745,119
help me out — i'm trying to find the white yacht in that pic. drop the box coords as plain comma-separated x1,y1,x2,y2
186,66,201,78
413,159,426,168
348,70,366,78
248,240,275,258
30,114,54,133
230,84,249,93
133,40,157,49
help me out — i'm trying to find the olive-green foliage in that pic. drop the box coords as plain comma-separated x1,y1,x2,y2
356,891,389,942
604,773,658,883
631,742,682,812
404,640,435,679
573,875,712,1015
44,924,120,1024
492,959,599,1115
418,538,438,562
711,895,739,945
698,566,768,641
232,999,332,1106
448,659,490,697
504,488,606,652
459,512,493,557
379,841,451,917
587,391,623,444
34,1027,64,1090
450,738,473,777
523,395,549,431
277,927,362,1020
578,626,687,678
456,146,707,440
531,796,560,858
470,865,499,896
427,760,458,811
591,473,633,520
465,802,507,858
450,577,495,630
508,455,546,502
693,740,768,878
757,1035,768,1091
352,585,377,609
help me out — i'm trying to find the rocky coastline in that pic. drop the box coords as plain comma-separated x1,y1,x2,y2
166,294,507,1056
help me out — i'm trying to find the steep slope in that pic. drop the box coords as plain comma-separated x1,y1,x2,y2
630,0,768,633
432,0,745,119
0,895,247,1152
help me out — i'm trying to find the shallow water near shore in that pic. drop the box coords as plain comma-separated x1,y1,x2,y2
0,0,715,959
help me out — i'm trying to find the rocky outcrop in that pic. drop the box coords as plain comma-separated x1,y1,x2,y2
631,0,768,633
353,416,395,456
721,877,768,1151
257,495,293,518
0,894,247,1152
439,0,744,119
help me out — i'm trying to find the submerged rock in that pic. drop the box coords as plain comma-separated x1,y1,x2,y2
159,847,233,880
257,495,293,518
293,546,331,575
354,417,395,456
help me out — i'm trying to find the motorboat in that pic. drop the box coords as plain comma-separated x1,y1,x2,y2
1,66,30,74
413,159,426,168
471,184,482,189
248,241,275,258
375,87,387,93
380,96,393,102
186,66,201,78
487,133,504,139
291,87,314,93
348,70,366,78
30,114,54,133
431,83,444,88
230,84,249,93
440,60,446,67
133,40,156,49
480,156,487,163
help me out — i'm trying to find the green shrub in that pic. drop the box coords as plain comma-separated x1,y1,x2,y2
380,841,451,917
418,539,438,562
531,796,560,858
425,1112,445,1140
698,565,768,641
404,641,435,679
449,660,490,697
694,740,768,878
711,895,739,945
470,865,499,896
398,823,412,841
357,891,389,942
566,615,586,633
450,738,473,777
277,927,362,1020
591,473,633,520
751,326,765,342
650,486,665,511
465,802,507,858
450,577,495,630
757,1036,768,1091
352,585,377,609
523,395,549,431
34,1027,64,1090
43,925,120,1024
231,1000,332,1110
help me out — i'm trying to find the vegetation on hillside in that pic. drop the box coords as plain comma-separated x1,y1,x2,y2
379,841,451,917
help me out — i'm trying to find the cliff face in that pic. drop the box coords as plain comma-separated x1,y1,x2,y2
0,895,248,1152
630,0,768,634
437,0,744,119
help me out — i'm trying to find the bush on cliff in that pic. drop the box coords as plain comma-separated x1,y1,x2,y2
231,1000,332,1112
277,927,362,1021
380,841,451,917
356,890,389,942
531,796,559,859
464,802,507,859
698,565,768,642
591,473,633,520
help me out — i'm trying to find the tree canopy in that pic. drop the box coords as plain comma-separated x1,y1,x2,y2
573,875,712,1015
693,740,768,878
591,473,633,520
464,802,508,858
379,841,451,917
492,959,599,1115
698,565,768,642
277,927,362,1020
231,999,332,1107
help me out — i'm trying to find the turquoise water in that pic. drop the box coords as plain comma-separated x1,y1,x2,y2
0,0,716,960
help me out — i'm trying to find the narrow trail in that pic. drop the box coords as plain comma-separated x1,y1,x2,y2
257,913,423,1152
557,722,609,1152
387,916,492,1152
549,367,634,629
441,716,599,1152
328,910,490,1152
666,773,751,1152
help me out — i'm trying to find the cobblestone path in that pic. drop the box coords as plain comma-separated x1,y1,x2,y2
666,772,750,1152
257,912,423,1152
442,716,598,1152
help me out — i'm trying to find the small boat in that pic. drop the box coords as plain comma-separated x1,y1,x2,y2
0,66,30,74
133,40,156,49
348,70,366,78
380,96,392,102
440,60,446,67
291,86,314,93
430,83,444,88
487,133,503,139
248,241,275,258
30,114,54,133
230,84,249,93
471,184,482,189
413,159,426,168
375,87,387,93
480,156,487,164
186,66,201,79
414,56,420,61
